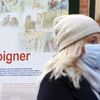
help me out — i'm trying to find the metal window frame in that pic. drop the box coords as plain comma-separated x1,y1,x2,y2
69,0,80,14
89,0,95,19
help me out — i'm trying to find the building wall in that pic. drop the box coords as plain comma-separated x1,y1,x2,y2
80,0,89,16
79,0,100,25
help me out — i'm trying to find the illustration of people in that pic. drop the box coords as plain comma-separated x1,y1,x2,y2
0,0,8,12
49,0,68,10
10,17,18,26
24,15,33,32
25,16,36,32
36,13,43,29
56,0,68,9
12,0,18,6
30,21,36,30
0,0,24,12
45,39,56,51
32,0,41,9
49,0,58,9
1,0,11,12
2,15,10,26
11,0,24,12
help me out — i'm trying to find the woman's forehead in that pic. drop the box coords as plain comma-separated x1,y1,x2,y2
83,33,100,43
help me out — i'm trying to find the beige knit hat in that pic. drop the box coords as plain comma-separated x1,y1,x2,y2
54,14,100,52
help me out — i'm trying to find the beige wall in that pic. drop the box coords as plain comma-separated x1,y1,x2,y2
95,0,100,20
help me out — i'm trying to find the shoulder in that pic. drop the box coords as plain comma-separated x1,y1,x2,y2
40,71,89,89
40,72,70,88
39,71,94,93
37,72,98,100
37,72,74,100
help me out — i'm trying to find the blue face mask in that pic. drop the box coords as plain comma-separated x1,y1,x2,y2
81,44,100,70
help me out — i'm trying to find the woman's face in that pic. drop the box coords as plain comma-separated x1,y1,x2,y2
81,33,100,55
84,33,100,44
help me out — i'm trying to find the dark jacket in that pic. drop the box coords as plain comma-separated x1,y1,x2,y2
37,72,98,100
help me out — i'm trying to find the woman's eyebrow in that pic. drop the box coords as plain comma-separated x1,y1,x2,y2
90,36,97,39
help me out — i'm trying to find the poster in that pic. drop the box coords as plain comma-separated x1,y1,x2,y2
0,0,69,100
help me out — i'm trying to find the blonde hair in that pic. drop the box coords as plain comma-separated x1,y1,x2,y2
41,39,85,88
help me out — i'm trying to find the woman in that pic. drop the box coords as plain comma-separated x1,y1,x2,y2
37,14,100,100
24,15,32,32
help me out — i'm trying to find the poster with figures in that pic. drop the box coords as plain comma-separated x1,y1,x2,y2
0,0,69,100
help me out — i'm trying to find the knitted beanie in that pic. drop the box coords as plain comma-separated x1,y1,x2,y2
54,14,100,52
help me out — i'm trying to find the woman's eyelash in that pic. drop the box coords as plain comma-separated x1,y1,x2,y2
90,40,96,42
90,40,97,43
